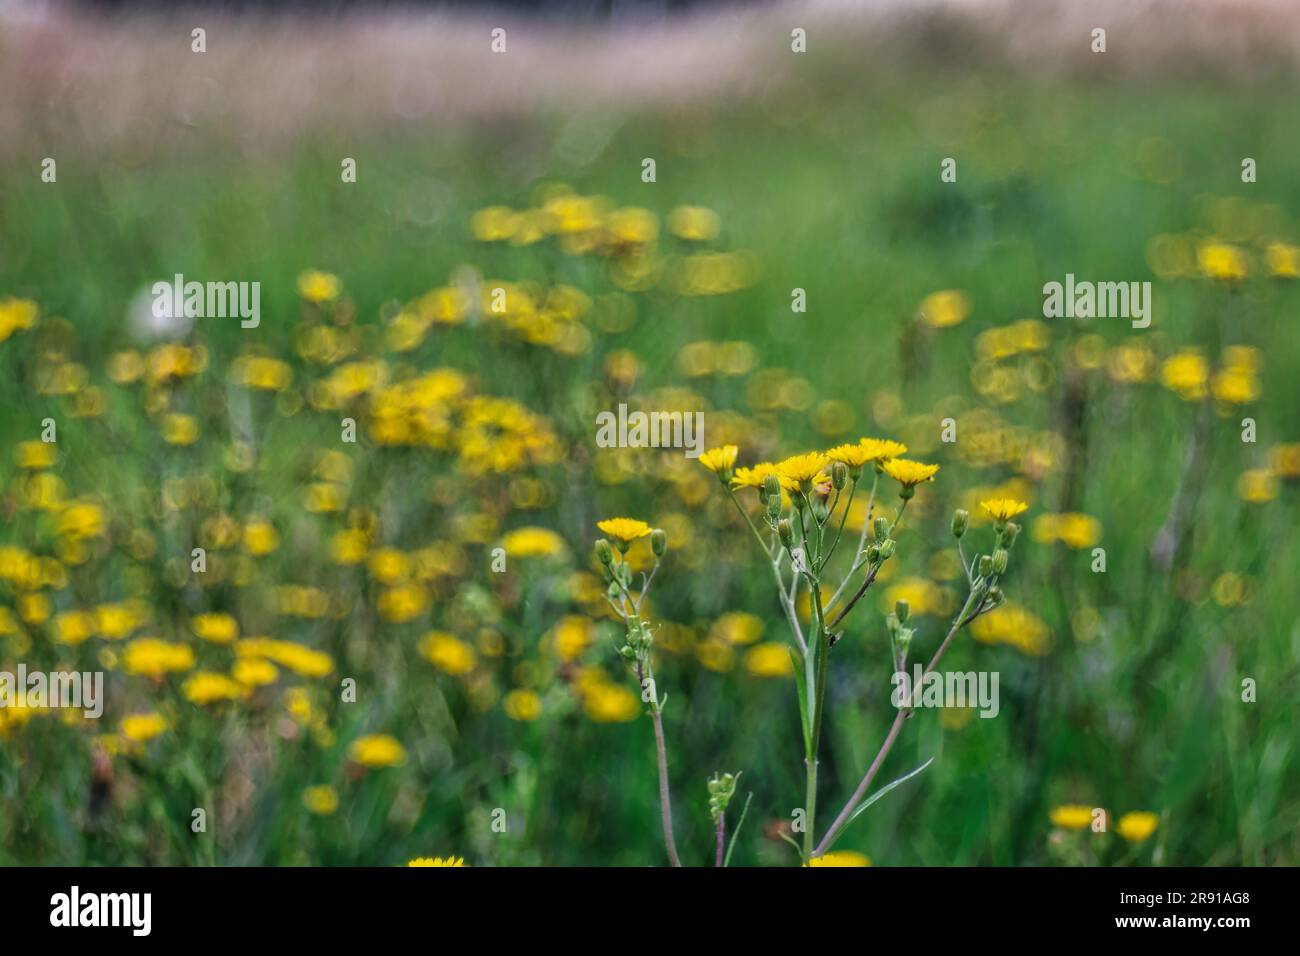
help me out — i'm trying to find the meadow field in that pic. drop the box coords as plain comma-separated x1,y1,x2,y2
0,1,1297,867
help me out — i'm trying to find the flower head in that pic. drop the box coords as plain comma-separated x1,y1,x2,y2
406,856,467,867
980,498,1029,523
859,437,908,462
1116,811,1159,843
776,452,831,485
349,733,407,768
1049,804,1095,830
596,517,653,546
697,444,739,479
882,459,940,490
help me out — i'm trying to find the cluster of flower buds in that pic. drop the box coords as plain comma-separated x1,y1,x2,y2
863,514,898,565
707,771,740,823
886,598,915,664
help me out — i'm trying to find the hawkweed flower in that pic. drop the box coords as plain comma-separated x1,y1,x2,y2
882,459,940,498
698,445,739,482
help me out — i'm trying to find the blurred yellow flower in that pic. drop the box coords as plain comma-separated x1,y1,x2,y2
1197,241,1247,281
15,441,57,470
1049,804,1095,830
349,734,407,768
582,682,640,722
120,712,168,744
407,856,466,867
503,689,542,721
297,269,343,304
183,672,250,705
192,613,239,644
1237,469,1277,504
243,519,280,556
1265,241,1300,278
420,632,477,675
500,527,567,559
917,290,970,329
710,611,765,646
302,785,339,816
1116,811,1159,843
1160,350,1209,401
232,657,280,687
744,642,794,678
122,638,196,678
805,850,871,867
667,205,720,241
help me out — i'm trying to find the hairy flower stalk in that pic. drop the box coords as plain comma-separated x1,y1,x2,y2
596,519,681,866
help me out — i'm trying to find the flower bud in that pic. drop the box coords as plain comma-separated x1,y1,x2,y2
832,461,848,491
1003,522,1021,547
595,539,614,567
766,492,782,520
651,528,667,557
866,544,881,563
951,509,969,539
873,516,890,543
978,555,993,578
991,548,1009,574
878,538,896,560
777,518,794,549
762,473,782,501
895,598,910,623
987,585,1004,606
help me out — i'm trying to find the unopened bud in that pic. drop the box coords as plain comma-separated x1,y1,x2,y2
595,539,614,566
766,492,782,520
832,461,848,491
987,585,1004,606
873,516,889,542
1003,522,1021,546
951,509,969,539
651,528,667,557
878,538,896,560
777,518,794,549
978,555,993,578
991,549,1009,575
895,599,910,623
762,473,782,501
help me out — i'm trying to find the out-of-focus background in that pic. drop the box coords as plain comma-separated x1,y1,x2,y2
1,0,1298,866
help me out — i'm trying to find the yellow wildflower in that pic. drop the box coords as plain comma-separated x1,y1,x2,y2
349,734,407,768
1116,811,1160,843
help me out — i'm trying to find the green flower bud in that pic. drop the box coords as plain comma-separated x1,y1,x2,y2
832,461,849,491
866,544,881,564
777,518,794,549
762,473,782,501
766,491,782,520
987,584,1004,606
951,509,969,538
879,538,896,560
873,516,890,543
595,539,614,567
651,528,667,557
978,555,993,578
991,548,1009,575
895,598,910,623
1003,522,1021,547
